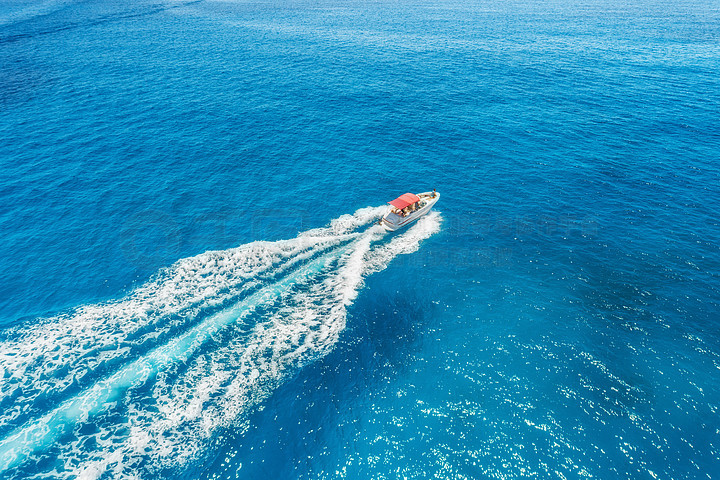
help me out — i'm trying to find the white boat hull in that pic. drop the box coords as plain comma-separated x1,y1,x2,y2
381,191,440,231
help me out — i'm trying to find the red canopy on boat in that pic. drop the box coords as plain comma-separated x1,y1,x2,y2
388,193,420,209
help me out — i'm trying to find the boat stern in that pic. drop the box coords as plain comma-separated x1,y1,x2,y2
381,214,400,231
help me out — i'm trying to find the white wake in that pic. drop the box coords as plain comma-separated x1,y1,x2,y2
0,206,441,479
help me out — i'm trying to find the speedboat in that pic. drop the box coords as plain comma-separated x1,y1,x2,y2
380,190,440,231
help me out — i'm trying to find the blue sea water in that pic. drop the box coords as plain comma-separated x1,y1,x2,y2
1,0,720,478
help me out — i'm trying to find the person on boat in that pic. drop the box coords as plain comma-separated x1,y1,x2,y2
432,188,437,198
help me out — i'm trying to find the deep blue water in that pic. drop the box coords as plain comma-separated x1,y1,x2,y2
1,0,720,478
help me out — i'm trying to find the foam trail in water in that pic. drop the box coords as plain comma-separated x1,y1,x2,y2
0,206,440,479
0,207,384,433
0,249,340,474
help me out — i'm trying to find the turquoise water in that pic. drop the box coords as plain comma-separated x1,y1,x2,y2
1,0,719,478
